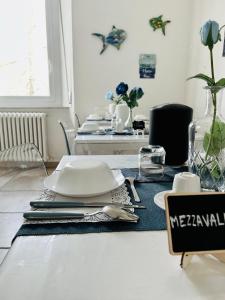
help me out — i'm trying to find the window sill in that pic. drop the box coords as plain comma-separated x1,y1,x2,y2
0,97,71,108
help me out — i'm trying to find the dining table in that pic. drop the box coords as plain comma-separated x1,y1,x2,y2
0,155,225,300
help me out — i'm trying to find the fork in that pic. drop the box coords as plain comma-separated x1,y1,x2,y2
125,177,141,202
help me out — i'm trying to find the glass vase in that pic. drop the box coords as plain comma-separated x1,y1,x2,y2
115,103,129,126
125,108,133,131
188,86,225,191
108,102,116,117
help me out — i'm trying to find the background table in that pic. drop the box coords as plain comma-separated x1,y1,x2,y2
74,135,148,155
1,155,225,300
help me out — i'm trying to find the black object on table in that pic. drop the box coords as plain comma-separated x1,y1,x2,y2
149,103,193,165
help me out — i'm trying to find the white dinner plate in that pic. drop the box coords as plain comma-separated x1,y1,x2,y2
44,170,125,197
86,117,104,121
77,128,99,133
154,190,172,210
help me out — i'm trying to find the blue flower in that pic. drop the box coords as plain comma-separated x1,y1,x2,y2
129,87,144,101
105,82,144,109
105,91,114,100
200,20,221,49
116,82,128,95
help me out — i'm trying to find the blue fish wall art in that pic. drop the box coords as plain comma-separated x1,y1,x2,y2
92,26,127,54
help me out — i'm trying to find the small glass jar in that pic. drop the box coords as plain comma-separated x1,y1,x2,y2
139,145,166,176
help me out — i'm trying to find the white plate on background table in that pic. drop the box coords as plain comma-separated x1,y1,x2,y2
154,190,172,210
77,129,95,134
77,129,106,134
86,117,104,121
44,169,125,197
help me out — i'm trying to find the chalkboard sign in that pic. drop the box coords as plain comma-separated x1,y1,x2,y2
165,193,225,255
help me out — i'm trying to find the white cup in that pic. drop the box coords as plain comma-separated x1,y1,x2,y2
172,172,201,193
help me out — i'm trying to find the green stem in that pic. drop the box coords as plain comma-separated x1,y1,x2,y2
130,108,133,124
205,49,217,160
205,92,217,159
209,48,215,82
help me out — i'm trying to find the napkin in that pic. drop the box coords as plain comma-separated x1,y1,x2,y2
32,182,131,215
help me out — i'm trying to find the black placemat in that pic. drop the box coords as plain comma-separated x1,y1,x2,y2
122,166,188,183
13,167,185,241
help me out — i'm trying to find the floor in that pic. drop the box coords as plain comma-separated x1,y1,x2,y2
0,166,53,265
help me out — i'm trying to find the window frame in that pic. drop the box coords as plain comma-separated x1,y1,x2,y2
0,0,63,108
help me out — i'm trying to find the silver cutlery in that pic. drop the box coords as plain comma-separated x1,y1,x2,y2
125,177,141,202
23,205,139,222
30,201,145,209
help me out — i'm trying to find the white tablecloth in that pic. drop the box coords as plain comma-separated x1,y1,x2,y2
1,155,225,300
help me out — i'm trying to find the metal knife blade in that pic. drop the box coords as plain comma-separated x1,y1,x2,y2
30,201,146,209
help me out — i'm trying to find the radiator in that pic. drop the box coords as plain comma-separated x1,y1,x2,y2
0,112,48,161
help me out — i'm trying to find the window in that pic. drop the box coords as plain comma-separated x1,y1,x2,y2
0,0,62,107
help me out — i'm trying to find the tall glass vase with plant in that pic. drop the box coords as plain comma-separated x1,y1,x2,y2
188,20,225,191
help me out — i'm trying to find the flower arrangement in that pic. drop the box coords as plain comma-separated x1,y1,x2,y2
188,20,225,190
188,20,225,159
105,82,144,108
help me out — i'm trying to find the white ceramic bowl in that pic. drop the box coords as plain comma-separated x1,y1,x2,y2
87,114,103,120
79,122,99,132
44,160,124,197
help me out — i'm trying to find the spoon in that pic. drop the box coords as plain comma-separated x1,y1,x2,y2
23,205,139,222
103,206,139,222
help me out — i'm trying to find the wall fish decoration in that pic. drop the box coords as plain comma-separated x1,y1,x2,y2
149,15,171,36
92,26,127,54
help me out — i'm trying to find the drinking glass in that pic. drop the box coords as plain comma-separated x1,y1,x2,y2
139,145,166,177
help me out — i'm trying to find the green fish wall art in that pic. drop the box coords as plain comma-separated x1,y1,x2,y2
149,15,171,35
92,26,127,54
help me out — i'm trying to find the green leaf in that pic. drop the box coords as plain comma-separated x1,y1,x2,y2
203,120,225,156
187,73,215,86
210,161,222,180
203,132,214,155
126,99,138,109
213,119,225,148
215,78,225,87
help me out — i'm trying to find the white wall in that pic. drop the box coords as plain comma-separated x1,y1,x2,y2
3,1,224,162
185,0,225,118
72,0,194,122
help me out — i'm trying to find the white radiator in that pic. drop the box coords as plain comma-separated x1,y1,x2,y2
0,112,48,161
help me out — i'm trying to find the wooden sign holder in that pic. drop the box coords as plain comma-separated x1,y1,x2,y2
180,252,225,269
165,192,225,269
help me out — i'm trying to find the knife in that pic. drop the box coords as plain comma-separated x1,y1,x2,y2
23,207,139,222
30,201,146,209
24,211,84,220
